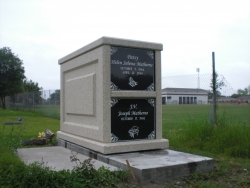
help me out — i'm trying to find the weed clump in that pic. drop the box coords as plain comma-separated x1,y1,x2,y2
0,151,129,187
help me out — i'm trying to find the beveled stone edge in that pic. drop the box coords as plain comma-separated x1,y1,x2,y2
111,91,156,98
59,36,163,64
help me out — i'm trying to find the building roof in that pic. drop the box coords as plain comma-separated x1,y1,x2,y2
162,87,208,93
162,88,208,96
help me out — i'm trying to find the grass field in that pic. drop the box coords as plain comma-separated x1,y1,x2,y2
163,104,250,156
1,104,250,187
34,105,60,120
0,109,59,141
8,104,60,120
162,104,250,187
162,104,250,126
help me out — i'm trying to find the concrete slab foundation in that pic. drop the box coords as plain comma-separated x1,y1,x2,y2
58,138,214,183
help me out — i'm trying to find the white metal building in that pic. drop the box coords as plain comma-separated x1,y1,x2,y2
162,88,208,105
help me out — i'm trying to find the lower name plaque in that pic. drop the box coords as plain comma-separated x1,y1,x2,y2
111,98,155,142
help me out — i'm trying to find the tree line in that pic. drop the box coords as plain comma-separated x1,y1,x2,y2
0,47,42,109
231,87,250,98
208,72,249,99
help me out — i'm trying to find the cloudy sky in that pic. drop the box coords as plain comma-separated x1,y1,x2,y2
1,0,249,91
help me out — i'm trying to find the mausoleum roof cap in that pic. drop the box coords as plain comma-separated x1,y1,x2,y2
59,36,163,64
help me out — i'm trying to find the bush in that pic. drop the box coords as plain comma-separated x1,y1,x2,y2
0,153,129,188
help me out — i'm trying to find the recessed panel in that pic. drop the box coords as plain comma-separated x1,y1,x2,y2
65,73,95,116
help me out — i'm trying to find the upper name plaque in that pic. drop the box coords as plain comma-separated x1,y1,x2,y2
110,46,155,91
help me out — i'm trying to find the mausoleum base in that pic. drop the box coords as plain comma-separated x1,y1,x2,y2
57,138,214,183
57,131,169,154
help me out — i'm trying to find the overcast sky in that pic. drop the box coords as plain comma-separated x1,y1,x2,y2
1,0,249,92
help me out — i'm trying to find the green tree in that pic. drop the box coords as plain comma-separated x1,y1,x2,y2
23,78,41,92
22,78,43,106
231,86,250,98
208,72,225,99
237,88,248,96
210,72,225,94
49,90,60,105
208,90,222,99
0,47,25,109
231,93,240,98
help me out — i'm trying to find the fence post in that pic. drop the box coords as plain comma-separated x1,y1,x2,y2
212,52,217,127
55,90,56,105
41,90,45,114
33,91,34,112
49,90,51,117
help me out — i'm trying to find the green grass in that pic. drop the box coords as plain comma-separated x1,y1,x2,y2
0,109,59,141
34,105,60,120
0,109,129,187
162,104,250,126
1,105,250,187
8,104,60,120
161,104,250,188
163,104,250,157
